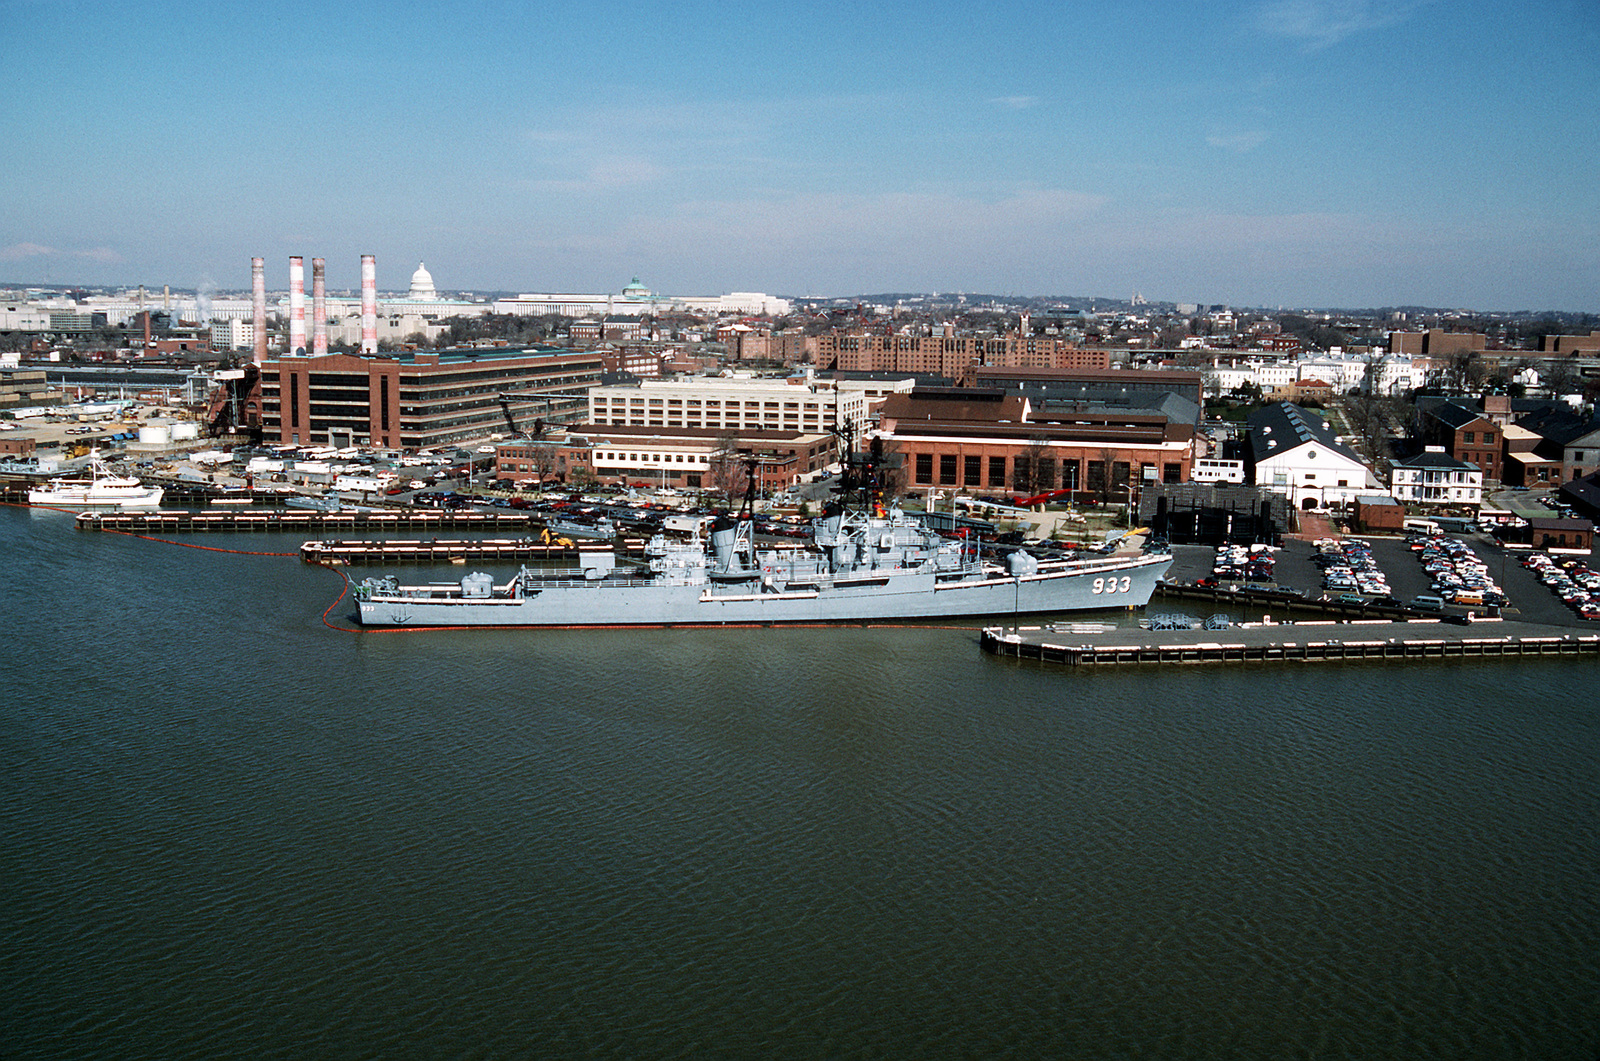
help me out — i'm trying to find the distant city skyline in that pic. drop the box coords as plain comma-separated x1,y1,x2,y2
4,0,1597,312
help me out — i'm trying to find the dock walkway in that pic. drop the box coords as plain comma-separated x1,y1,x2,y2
982,618,1600,667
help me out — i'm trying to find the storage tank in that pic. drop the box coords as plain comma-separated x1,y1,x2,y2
138,425,172,445
170,421,200,441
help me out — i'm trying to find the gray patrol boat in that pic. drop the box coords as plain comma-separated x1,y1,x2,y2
353,445,1172,628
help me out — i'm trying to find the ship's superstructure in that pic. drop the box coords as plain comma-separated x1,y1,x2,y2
352,436,1171,628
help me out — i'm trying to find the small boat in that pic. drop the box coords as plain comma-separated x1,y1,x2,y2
28,451,164,511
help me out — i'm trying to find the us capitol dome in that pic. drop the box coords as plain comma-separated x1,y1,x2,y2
409,262,437,300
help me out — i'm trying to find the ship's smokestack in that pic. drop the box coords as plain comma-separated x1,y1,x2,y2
312,257,328,356
251,257,266,364
360,254,377,354
288,256,305,356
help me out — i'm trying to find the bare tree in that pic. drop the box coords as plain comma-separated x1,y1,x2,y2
1543,356,1581,398
524,440,560,489
1341,354,1405,466
1012,436,1050,496
707,429,744,502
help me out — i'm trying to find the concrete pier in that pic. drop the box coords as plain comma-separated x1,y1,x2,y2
982,619,1600,667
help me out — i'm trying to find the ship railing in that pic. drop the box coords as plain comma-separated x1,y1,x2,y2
522,575,668,590
1042,553,1166,575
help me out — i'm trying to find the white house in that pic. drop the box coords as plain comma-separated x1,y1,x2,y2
1390,448,1483,507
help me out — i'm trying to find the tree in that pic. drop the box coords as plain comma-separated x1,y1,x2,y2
1228,380,1263,404
1157,322,1189,349
1427,349,1486,394
524,440,561,489
1012,437,1050,496
707,430,745,503
1343,354,1403,466
873,436,906,501
1543,356,1581,398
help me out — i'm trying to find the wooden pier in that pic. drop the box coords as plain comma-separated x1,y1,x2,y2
77,510,544,533
300,538,648,565
981,619,1600,667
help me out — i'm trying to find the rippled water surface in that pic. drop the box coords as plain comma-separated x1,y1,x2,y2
2,509,1597,1058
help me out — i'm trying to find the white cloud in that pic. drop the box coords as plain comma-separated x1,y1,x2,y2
1206,130,1270,152
0,242,57,261
630,187,1109,248
585,157,667,188
1254,0,1426,50
0,242,124,265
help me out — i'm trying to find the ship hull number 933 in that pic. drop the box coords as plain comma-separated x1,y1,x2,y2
1092,576,1133,595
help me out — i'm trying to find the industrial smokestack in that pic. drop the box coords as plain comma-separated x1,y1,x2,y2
251,257,266,363
360,254,377,354
288,256,305,356
312,257,328,356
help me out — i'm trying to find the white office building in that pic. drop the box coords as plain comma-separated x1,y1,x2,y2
588,373,906,440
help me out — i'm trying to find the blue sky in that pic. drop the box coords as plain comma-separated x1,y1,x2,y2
3,0,1596,310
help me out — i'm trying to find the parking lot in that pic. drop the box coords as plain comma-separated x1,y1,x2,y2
1168,533,1598,628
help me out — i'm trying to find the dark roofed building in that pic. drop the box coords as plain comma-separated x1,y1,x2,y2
1524,516,1594,552
971,366,1204,420
1245,402,1380,511
1390,449,1483,507
1418,399,1502,481
1558,467,1600,521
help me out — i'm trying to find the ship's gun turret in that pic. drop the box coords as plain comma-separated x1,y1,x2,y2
1006,551,1040,577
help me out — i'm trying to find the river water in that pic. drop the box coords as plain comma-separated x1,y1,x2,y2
2,507,1597,1059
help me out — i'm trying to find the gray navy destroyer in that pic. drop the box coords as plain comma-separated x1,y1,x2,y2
353,441,1172,628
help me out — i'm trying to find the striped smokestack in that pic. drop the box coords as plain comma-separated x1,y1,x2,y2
288,256,305,355
312,257,328,356
251,257,266,363
360,255,377,354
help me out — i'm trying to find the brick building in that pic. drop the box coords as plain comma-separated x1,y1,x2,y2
875,389,1195,498
1419,400,1502,482
817,331,1110,378
258,346,603,450
496,425,834,492
1389,330,1486,356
